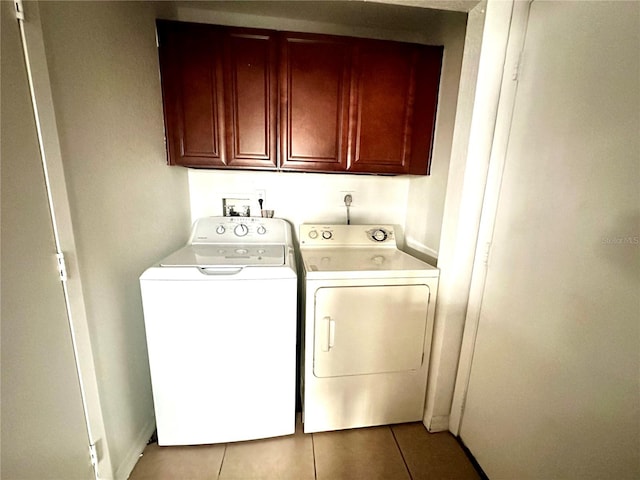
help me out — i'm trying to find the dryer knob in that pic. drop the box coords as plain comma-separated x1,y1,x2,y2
234,224,249,237
322,231,333,240
216,225,226,234
371,229,388,242
308,230,319,239
257,225,267,235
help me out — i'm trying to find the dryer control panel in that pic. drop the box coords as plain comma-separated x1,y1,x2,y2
300,224,396,247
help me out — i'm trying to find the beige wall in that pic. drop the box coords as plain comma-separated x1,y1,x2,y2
404,12,467,259
422,0,490,431
459,1,640,477
36,1,190,477
1,1,92,477
6,1,470,477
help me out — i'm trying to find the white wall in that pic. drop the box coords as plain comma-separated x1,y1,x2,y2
170,1,466,253
189,170,409,240
459,1,640,478
37,1,191,477
404,12,467,260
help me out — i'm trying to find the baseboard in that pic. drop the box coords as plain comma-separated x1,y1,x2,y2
423,414,449,433
456,436,490,480
114,417,156,480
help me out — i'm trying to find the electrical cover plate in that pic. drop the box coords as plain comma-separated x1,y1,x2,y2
223,198,251,217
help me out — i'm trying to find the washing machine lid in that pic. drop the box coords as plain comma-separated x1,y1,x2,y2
301,247,438,279
159,244,286,267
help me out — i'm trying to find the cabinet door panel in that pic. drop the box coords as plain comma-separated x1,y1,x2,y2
158,21,226,167
280,34,351,171
349,41,442,175
409,46,443,175
349,41,416,174
224,30,277,168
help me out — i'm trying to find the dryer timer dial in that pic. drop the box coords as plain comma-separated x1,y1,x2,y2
370,229,389,242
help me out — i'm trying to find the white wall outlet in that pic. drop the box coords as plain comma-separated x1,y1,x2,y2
256,189,266,203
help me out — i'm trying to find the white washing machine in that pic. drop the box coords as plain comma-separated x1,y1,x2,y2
299,224,439,433
140,217,297,446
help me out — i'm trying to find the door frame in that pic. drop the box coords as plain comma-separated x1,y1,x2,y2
16,2,113,477
448,0,533,435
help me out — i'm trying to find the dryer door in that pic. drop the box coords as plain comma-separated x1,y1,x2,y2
313,284,430,378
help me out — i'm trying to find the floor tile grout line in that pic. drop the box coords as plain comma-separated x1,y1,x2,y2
390,426,414,480
311,433,318,480
217,443,228,479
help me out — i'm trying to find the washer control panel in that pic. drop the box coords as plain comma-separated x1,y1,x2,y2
300,224,396,247
189,217,286,244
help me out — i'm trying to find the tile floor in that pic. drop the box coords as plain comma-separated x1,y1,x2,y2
129,417,481,480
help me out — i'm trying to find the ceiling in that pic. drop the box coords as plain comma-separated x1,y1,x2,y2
177,1,477,31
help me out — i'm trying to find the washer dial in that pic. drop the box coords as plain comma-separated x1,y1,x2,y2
215,225,226,234
234,224,249,237
257,225,267,235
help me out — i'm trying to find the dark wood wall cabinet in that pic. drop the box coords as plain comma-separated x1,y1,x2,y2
157,21,443,175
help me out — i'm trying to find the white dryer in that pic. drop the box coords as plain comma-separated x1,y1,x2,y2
140,217,297,445
299,224,439,433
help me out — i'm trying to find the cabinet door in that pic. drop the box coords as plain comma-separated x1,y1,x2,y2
348,40,442,175
222,29,278,169
158,21,226,167
279,33,351,172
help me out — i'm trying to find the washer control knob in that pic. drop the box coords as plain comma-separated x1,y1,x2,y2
371,229,388,242
308,230,319,239
257,225,267,235
216,225,226,234
234,224,249,237
322,230,333,240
